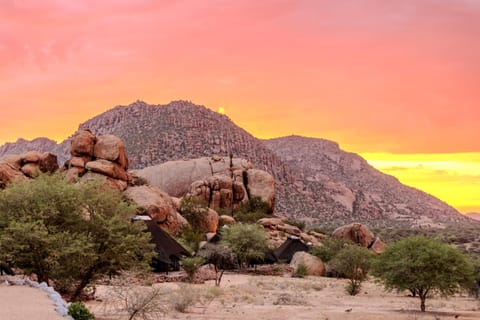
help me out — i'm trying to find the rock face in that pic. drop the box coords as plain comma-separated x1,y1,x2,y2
124,185,180,234
332,223,384,253
290,251,326,276
136,156,275,213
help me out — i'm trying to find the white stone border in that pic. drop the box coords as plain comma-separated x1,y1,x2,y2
2,276,74,319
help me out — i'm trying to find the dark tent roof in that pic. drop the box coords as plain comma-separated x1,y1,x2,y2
142,220,191,265
274,237,309,263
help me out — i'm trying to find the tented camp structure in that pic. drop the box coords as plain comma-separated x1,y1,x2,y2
133,216,191,272
273,236,309,263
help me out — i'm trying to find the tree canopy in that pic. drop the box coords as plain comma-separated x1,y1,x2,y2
330,244,373,295
372,236,474,312
0,174,154,300
220,223,267,268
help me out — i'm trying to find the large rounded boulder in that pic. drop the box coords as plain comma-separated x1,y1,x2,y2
246,169,275,211
290,251,326,276
332,223,383,253
124,185,180,234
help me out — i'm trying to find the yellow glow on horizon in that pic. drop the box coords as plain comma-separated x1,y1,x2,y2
360,152,480,214
218,107,225,115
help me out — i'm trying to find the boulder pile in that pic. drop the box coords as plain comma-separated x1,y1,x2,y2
257,217,326,247
332,223,385,253
64,130,129,191
135,156,276,212
0,151,58,187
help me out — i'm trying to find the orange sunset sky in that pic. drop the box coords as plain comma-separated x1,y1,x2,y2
1,0,479,213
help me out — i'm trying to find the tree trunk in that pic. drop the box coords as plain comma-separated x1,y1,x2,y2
71,268,95,301
420,296,426,312
216,270,225,286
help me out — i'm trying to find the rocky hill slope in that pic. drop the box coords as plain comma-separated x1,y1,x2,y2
263,136,466,227
0,138,58,157
0,101,467,227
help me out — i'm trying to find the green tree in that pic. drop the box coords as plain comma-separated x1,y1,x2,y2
0,174,154,300
372,236,474,312
220,223,267,268
330,244,373,295
311,237,352,263
179,197,208,232
198,243,237,286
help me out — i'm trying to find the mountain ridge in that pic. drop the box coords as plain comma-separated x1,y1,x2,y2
0,100,467,227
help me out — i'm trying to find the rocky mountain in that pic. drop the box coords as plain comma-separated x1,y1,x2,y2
0,137,58,157
263,136,466,227
0,101,467,227
466,212,480,221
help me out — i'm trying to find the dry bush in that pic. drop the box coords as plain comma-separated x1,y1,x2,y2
104,285,167,320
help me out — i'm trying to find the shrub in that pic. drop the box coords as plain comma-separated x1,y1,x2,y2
68,302,95,320
177,227,205,253
179,197,209,231
311,237,351,263
284,219,306,231
330,244,373,295
197,243,237,286
233,197,270,223
292,263,308,278
221,223,267,269
180,256,205,282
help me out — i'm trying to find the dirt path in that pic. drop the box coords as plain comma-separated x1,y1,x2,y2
0,285,64,320
88,273,480,320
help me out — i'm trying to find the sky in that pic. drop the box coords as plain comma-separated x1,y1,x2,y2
1,0,479,213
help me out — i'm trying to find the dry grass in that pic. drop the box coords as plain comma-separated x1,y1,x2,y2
87,273,480,320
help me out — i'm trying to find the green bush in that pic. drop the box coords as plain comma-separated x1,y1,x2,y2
181,256,205,282
68,302,95,320
330,244,373,295
221,223,267,268
292,263,308,278
177,227,205,253
232,197,270,223
311,237,351,263
179,197,209,231
284,219,306,231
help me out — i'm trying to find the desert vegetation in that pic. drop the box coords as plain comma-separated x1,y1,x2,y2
0,174,154,300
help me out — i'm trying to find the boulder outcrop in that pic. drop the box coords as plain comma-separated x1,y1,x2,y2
332,223,384,253
135,156,275,213
65,130,129,191
124,185,180,234
0,151,59,187
290,251,326,276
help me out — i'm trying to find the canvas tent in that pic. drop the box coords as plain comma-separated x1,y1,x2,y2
133,216,191,272
273,236,309,263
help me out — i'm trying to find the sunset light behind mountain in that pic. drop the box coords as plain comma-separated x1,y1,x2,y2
1,0,479,213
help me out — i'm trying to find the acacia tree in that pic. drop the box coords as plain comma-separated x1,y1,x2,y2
198,243,237,286
330,244,373,295
372,236,474,312
0,174,154,300
221,223,266,269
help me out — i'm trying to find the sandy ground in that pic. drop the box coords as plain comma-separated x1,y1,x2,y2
87,273,480,320
0,285,64,320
